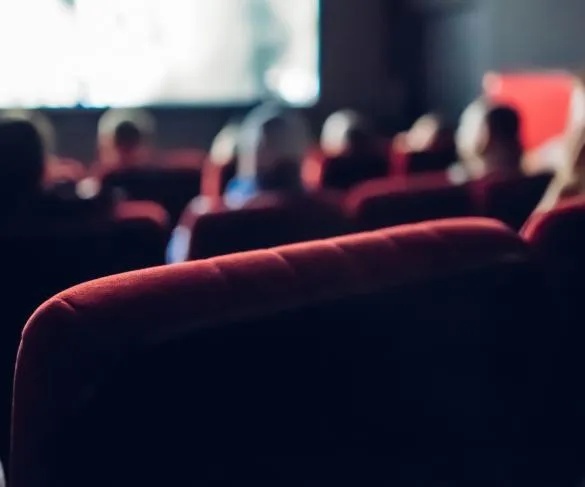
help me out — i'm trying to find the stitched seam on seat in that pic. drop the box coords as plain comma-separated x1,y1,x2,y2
266,250,304,292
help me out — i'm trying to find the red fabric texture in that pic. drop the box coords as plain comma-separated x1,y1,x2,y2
11,217,527,487
199,157,237,198
346,173,472,230
522,195,585,243
177,192,346,260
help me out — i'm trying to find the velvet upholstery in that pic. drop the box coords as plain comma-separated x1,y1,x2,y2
12,218,569,487
523,195,585,317
346,174,472,231
0,199,168,467
175,192,347,261
522,196,585,455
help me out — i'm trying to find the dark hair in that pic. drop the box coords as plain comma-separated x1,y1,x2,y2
0,119,44,196
485,105,521,143
346,125,375,154
113,121,143,151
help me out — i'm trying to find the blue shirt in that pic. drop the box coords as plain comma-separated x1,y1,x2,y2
224,177,260,209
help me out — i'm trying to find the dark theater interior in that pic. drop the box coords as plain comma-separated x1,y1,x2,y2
4,0,585,486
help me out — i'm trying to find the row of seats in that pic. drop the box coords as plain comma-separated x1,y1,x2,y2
0,163,549,469
0,196,169,465
176,171,551,261
55,134,453,225
11,196,585,487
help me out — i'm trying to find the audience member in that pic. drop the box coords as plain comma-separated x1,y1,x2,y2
0,119,45,207
0,118,107,213
95,108,157,175
1,109,86,184
449,100,524,183
320,110,363,157
536,124,585,212
479,105,524,175
319,110,388,190
224,103,310,208
166,104,312,263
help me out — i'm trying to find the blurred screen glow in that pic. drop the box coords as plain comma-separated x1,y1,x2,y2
0,0,320,108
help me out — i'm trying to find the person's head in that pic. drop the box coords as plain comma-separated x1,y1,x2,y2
321,110,370,157
238,103,310,192
477,104,523,171
0,119,45,198
97,109,156,167
2,110,56,158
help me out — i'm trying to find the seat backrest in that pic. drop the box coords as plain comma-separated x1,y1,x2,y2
12,219,565,487
523,195,585,298
468,172,553,230
0,200,167,465
346,174,472,231
185,192,347,259
522,196,585,451
102,167,201,224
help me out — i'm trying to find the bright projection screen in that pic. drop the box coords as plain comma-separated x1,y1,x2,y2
0,0,320,108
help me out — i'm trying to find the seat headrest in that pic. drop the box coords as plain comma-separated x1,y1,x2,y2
29,218,524,336
21,217,524,359
13,218,527,487
522,195,585,248
346,172,453,207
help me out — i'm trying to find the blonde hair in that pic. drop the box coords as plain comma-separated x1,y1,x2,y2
98,108,157,142
320,109,365,156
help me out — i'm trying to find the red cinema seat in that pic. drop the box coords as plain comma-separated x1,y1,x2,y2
522,196,585,450
11,219,567,487
199,156,236,199
468,172,553,230
346,173,472,231
173,192,347,261
0,198,167,465
523,195,585,295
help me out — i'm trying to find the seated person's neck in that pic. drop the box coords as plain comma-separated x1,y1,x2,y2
482,143,523,175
